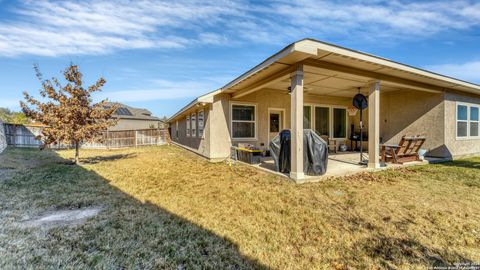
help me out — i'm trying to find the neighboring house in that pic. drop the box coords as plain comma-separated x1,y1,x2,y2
168,38,480,181
106,103,164,131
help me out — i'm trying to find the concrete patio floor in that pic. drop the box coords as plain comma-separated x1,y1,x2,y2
252,151,438,181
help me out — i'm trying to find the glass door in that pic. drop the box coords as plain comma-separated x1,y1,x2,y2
314,106,329,136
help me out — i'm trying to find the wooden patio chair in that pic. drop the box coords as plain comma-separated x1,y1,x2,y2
381,136,426,164
320,135,337,154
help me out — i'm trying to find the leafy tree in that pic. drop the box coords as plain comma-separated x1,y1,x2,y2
0,108,28,124
20,64,117,164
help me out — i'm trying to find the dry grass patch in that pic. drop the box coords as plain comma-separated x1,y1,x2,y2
1,146,480,269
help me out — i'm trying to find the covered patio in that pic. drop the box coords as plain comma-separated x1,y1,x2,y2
223,41,445,181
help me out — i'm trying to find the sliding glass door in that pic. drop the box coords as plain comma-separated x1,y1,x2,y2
333,108,347,138
303,106,312,129
307,105,347,139
314,106,329,136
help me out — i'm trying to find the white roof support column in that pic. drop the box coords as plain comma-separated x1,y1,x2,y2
290,65,305,181
368,81,381,169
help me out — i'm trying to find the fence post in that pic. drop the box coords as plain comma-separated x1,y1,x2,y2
135,130,138,147
106,130,109,149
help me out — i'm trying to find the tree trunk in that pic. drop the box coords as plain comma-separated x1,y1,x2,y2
74,141,80,164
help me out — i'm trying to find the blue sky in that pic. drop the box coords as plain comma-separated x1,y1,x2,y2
1,0,480,118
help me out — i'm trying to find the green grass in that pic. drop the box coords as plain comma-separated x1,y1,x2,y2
1,146,480,269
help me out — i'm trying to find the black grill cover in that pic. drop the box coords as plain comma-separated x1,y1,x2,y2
269,129,328,176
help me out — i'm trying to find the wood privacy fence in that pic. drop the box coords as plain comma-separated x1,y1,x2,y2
3,123,170,149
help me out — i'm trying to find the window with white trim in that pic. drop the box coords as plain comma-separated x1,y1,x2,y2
198,110,204,137
191,112,197,137
186,115,190,137
231,104,256,139
457,103,480,138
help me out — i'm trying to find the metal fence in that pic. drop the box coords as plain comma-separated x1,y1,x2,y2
3,123,170,149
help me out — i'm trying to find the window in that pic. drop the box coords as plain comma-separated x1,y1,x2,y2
198,110,204,137
231,104,256,139
186,115,190,137
303,106,312,129
333,108,347,138
191,113,197,137
471,107,479,137
457,103,480,138
314,106,329,136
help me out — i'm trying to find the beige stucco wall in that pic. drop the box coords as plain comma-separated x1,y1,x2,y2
170,105,211,159
208,94,233,160
108,119,163,131
379,90,446,157
444,91,480,158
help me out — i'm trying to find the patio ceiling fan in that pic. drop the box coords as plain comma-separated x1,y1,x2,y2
352,88,368,165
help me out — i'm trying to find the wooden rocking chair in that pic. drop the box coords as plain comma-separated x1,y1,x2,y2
381,136,426,164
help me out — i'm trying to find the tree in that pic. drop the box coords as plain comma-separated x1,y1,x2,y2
0,108,29,124
20,64,117,164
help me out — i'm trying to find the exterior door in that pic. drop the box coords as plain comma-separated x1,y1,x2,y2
269,110,283,143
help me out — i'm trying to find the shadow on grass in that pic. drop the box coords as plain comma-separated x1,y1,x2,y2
324,190,474,268
435,159,480,170
0,148,267,269
361,235,473,269
79,153,137,164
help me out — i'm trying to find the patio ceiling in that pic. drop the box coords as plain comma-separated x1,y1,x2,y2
229,60,427,99
224,39,480,99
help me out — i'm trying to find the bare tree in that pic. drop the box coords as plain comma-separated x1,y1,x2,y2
20,64,117,164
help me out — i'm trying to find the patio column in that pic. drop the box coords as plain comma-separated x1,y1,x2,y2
290,65,304,181
368,81,381,169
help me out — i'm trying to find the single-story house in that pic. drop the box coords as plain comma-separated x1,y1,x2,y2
168,38,480,181
106,102,164,131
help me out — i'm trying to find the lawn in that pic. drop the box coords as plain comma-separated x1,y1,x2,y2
1,146,479,269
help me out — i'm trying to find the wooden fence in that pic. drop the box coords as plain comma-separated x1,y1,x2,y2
82,129,170,148
3,123,170,149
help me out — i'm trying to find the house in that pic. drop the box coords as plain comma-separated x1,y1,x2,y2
167,38,480,181
106,102,164,131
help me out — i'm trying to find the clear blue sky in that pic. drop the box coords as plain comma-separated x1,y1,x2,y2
1,0,479,118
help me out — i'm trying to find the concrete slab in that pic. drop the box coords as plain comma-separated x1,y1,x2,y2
249,151,429,183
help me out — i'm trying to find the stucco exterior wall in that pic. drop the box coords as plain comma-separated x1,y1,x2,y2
444,91,480,158
208,94,232,160
380,90,446,157
170,105,211,159
108,119,163,131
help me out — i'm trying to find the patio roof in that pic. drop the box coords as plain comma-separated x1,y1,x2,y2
169,38,480,121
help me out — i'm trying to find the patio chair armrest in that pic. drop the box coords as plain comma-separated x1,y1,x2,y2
381,144,400,149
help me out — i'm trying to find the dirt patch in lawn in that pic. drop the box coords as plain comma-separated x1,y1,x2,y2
22,207,102,228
